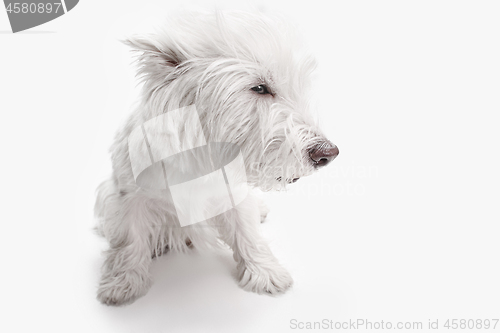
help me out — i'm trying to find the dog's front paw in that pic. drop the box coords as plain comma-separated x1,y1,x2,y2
97,270,152,306
238,263,293,295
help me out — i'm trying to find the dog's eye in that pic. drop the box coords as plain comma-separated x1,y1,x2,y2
251,85,270,95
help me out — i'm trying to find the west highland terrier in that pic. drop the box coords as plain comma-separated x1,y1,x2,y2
95,10,339,306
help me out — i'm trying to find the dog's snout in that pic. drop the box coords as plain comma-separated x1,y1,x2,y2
309,145,339,168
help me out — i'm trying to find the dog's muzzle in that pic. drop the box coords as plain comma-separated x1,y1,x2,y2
277,142,339,184
308,144,339,168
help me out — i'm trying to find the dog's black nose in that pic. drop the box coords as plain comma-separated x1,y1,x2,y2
309,145,339,167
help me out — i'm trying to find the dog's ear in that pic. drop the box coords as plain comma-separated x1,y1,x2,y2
123,36,184,75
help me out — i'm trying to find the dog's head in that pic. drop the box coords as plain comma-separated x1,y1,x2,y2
125,11,338,191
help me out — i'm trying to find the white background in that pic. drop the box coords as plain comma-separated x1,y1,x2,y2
1,1,499,332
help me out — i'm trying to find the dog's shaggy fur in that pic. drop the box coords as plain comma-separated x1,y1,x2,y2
95,10,338,306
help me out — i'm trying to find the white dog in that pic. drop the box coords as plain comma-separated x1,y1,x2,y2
95,10,339,306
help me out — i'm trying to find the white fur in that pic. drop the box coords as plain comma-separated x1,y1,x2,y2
95,10,334,306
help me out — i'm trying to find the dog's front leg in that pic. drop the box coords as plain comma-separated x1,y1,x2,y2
97,197,154,306
219,195,293,294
